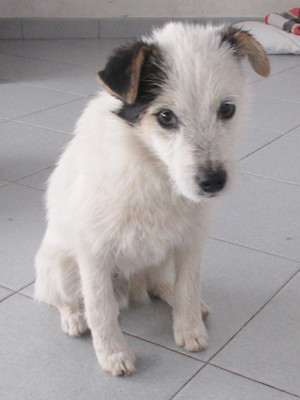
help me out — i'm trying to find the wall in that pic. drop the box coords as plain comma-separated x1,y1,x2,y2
1,0,297,19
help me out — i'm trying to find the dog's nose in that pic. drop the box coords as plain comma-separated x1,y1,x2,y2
196,169,227,194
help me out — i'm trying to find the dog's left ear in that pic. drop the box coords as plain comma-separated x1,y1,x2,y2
221,27,270,77
98,42,152,104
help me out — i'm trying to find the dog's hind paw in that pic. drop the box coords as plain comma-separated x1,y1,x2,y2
98,350,136,376
60,307,89,337
201,299,211,318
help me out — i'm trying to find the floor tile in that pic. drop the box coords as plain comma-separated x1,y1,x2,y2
0,179,10,187
1,294,203,400
100,17,169,38
212,272,300,396
174,365,296,400
0,122,70,181
237,125,283,161
0,184,45,290
279,64,300,80
0,39,127,68
23,63,101,96
16,167,54,191
0,81,83,119
247,94,300,133
19,283,34,298
119,239,299,361
0,286,14,301
0,39,29,57
211,174,300,261
252,76,300,103
0,53,74,83
267,55,300,75
240,127,300,185
17,97,91,134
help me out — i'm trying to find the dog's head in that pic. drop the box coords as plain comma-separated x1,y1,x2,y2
98,23,270,202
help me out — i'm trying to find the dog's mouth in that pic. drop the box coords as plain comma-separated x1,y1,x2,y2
199,191,220,199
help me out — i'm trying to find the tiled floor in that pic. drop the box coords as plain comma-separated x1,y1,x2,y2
0,37,300,400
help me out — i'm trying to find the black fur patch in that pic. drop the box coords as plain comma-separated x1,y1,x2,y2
221,26,251,58
99,42,143,103
116,43,166,124
220,26,251,56
220,26,240,48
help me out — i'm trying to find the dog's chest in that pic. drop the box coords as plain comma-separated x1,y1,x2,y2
109,195,195,271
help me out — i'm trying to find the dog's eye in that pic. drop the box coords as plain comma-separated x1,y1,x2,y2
218,103,236,120
156,110,178,129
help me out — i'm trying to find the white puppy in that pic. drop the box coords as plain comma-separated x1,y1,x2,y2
35,23,270,376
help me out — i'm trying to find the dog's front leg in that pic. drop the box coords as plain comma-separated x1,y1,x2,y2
77,246,135,376
173,243,208,352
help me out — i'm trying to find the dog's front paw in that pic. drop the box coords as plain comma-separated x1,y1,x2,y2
173,319,208,352
97,350,136,376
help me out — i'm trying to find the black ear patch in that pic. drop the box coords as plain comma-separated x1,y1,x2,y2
98,41,166,112
220,26,242,52
98,40,166,124
98,42,146,104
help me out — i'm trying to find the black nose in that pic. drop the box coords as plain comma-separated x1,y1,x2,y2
196,169,227,194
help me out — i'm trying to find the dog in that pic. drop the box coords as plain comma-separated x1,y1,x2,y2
34,22,270,376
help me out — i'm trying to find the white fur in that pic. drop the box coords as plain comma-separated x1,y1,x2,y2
34,23,266,376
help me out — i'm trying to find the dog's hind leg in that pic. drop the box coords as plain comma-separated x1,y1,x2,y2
129,270,151,305
146,255,211,317
35,229,88,337
146,254,176,307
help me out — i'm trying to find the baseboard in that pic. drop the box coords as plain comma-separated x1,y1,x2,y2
0,17,263,40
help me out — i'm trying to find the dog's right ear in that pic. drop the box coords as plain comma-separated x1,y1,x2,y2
98,42,152,104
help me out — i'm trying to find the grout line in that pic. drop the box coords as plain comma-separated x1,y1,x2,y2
0,281,35,294
16,81,94,97
207,363,300,399
208,236,300,264
10,119,74,135
168,363,208,400
16,280,35,292
0,291,17,302
13,181,45,192
0,50,89,68
21,18,24,40
98,20,101,39
11,96,88,122
13,282,35,300
252,94,300,105
239,123,300,162
206,268,300,364
123,331,206,363
0,181,12,189
0,284,17,302
0,71,93,97
13,165,54,181
0,282,35,302
17,292,34,300
267,63,300,80
240,171,300,188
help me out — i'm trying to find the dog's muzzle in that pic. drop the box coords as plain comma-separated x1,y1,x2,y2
195,168,227,195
